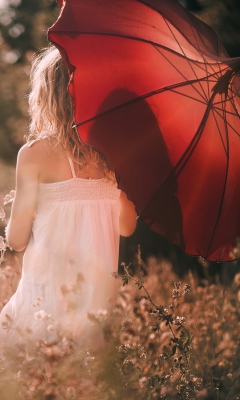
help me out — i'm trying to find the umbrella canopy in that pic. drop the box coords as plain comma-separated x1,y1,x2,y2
48,0,240,261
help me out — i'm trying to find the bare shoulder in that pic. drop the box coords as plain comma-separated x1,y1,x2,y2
17,137,70,183
18,138,58,166
17,138,55,180
18,138,53,159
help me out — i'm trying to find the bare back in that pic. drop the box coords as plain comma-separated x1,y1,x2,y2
28,138,105,183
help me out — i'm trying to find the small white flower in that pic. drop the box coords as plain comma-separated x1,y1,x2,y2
34,310,51,321
0,208,5,221
0,236,6,251
97,309,108,317
173,316,186,325
47,324,54,333
3,190,15,206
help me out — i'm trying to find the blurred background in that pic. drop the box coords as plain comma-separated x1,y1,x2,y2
0,0,240,280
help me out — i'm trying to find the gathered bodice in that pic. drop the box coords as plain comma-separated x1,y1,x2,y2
38,177,120,203
37,152,120,203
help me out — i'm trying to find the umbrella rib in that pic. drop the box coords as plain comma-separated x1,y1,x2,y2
168,88,208,105
138,0,228,84
212,107,240,137
229,96,240,118
140,85,228,219
212,101,239,114
53,28,231,106
136,0,223,68
51,29,229,69
212,100,240,126
149,12,213,103
169,74,230,103
205,60,212,101
213,102,239,115
75,74,220,128
139,116,205,221
232,79,240,96
162,18,215,103
211,108,228,156
228,86,240,117
76,66,231,126
173,117,206,179
178,15,224,77
228,85,240,100
189,58,222,76
205,103,229,258
152,44,208,103
55,27,232,112
137,0,224,84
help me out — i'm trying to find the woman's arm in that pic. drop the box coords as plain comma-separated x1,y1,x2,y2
119,191,137,237
6,145,39,251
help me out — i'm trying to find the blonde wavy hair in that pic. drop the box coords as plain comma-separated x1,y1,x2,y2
28,45,115,180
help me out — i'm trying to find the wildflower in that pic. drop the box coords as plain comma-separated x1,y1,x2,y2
174,282,181,290
134,295,148,303
47,324,54,333
149,333,155,340
139,350,147,360
183,284,191,294
34,310,51,320
2,265,14,278
173,316,186,325
171,289,181,300
234,273,240,287
0,236,6,251
3,190,15,206
43,345,65,358
97,309,107,316
0,208,5,221
159,353,167,360
139,376,147,387
88,308,108,324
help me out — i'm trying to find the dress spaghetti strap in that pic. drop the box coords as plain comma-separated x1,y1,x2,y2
67,156,76,178
28,139,77,179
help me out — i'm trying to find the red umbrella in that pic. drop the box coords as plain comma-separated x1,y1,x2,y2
48,0,240,261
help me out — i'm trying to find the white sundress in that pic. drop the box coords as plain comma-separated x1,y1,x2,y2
0,155,121,349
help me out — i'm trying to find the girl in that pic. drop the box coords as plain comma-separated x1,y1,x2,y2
0,46,136,349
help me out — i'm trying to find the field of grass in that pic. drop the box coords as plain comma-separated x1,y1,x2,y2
0,162,240,399
0,246,240,399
